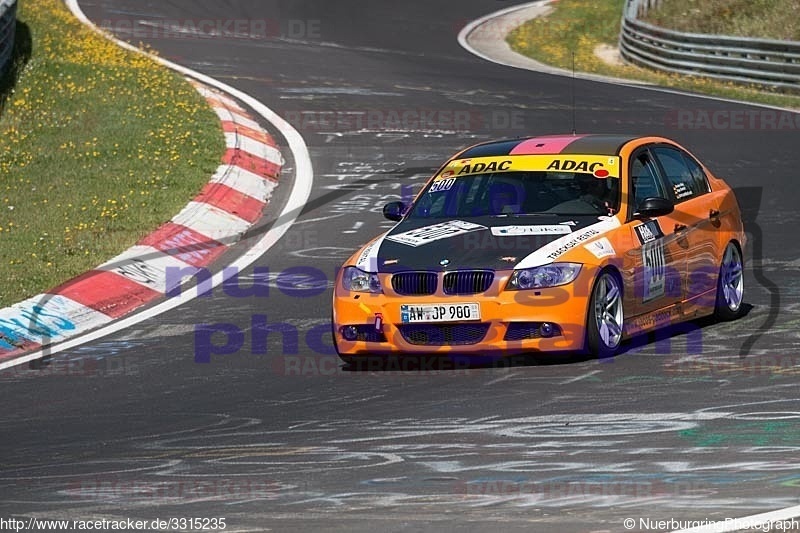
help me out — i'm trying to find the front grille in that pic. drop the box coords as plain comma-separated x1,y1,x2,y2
341,325,387,343
392,272,438,296
504,322,542,341
443,270,494,295
399,323,490,346
504,322,562,341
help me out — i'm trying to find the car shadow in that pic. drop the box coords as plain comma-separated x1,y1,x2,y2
340,351,596,372
615,302,755,357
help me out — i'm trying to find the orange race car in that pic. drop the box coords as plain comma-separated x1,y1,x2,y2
332,134,745,362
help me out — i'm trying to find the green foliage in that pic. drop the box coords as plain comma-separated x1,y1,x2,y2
0,0,224,307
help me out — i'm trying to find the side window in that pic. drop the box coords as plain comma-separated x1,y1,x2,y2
681,153,712,195
629,150,666,211
652,146,705,203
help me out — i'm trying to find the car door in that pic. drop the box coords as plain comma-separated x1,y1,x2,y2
624,148,686,321
649,145,721,305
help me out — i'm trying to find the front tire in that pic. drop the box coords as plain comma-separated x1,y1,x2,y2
586,269,624,358
714,242,744,321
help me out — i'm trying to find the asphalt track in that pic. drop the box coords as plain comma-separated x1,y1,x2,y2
1,1,799,531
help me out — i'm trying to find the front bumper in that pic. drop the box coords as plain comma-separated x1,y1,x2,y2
332,269,594,357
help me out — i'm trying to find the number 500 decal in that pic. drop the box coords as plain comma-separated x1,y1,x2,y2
429,178,456,193
642,241,666,302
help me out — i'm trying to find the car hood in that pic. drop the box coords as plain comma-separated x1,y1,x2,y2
358,215,614,273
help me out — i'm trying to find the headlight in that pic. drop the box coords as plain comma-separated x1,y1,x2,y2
506,263,582,290
342,266,382,293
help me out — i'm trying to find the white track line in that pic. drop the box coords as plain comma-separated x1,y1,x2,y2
0,1,313,371
672,505,800,533
459,3,800,530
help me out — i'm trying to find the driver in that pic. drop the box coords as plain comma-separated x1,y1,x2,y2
578,174,611,212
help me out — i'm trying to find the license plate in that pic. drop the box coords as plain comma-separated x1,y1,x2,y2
400,303,481,323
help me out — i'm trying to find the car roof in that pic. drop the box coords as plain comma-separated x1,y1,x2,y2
456,134,642,159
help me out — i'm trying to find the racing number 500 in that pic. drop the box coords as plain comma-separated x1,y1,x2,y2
642,241,666,301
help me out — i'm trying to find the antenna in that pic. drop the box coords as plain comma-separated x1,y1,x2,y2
571,51,577,135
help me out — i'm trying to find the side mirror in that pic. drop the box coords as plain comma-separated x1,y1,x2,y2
634,197,674,218
383,201,407,221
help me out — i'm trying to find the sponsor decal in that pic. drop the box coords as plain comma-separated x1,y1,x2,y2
635,221,666,302
631,303,682,330
546,229,600,260
386,220,487,247
436,155,621,180
98,245,197,293
355,237,383,271
113,258,161,287
514,216,622,269
0,295,111,348
634,220,664,245
584,237,616,259
673,182,693,199
491,225,572,236
161,228,214,264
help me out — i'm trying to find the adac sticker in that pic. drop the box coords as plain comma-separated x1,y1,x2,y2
436,155,621,179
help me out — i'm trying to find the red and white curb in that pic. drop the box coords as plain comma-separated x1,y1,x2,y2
0,80,283,363
0,0,313,371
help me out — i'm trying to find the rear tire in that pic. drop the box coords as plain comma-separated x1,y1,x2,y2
586,269,624,358
714,242,745,321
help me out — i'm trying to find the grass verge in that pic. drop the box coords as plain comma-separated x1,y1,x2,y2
643,0,800,41
506,0,800,109
0,0,225,308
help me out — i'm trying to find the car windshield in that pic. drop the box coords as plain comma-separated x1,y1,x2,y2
408,170,620,218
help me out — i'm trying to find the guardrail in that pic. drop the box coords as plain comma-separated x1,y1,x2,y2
0,0,16,78
619,0,800,93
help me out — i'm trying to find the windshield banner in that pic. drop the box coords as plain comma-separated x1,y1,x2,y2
436,155,621,180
